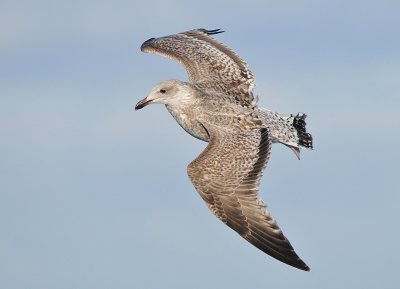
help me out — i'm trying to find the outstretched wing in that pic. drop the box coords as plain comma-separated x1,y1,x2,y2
141,28,256,107
187,123,310,271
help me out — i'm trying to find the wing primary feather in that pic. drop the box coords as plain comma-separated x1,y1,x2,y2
140,38,156,51
200,28,225,35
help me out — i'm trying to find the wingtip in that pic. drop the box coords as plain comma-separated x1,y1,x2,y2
299,263,311,272
281,255,310,271
140,28,225,52
200,28,225,35
294,254,311,271
288,258,310,271
140,37,156,52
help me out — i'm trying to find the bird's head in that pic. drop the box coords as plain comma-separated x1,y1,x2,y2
135,79,190,110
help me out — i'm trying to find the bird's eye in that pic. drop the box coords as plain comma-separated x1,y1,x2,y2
160,89,166,94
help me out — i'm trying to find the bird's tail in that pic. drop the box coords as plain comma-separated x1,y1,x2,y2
291,113,313,150
257,109,313,159
283,113,313,160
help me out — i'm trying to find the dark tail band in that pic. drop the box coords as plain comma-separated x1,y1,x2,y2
293,113,313,149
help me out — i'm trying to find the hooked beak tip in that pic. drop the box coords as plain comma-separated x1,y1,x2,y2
135,97,152,110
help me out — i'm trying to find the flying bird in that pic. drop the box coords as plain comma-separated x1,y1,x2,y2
135,28,313,271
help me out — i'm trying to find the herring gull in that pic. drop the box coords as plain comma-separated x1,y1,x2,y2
135,28,313,271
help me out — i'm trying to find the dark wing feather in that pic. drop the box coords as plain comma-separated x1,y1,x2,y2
141,28,256,106
187,123,310,271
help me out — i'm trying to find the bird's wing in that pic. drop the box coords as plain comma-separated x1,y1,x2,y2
141,28,256,107
187,122,309,271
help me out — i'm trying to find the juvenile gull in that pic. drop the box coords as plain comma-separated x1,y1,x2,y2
135,28,313,271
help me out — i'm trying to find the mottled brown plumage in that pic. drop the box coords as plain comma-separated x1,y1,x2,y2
136,29,313,271
141,29,256,106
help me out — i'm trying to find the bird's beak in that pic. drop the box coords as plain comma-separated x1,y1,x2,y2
135,97,153,110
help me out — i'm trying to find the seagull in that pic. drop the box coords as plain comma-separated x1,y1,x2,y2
135,28,313,271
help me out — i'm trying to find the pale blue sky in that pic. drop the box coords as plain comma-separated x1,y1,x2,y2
1,1,399,288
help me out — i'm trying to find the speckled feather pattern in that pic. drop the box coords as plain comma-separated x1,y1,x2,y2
141,29,256,107
138,28,313,271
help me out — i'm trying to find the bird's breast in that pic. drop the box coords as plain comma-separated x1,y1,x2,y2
166,105,210,142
